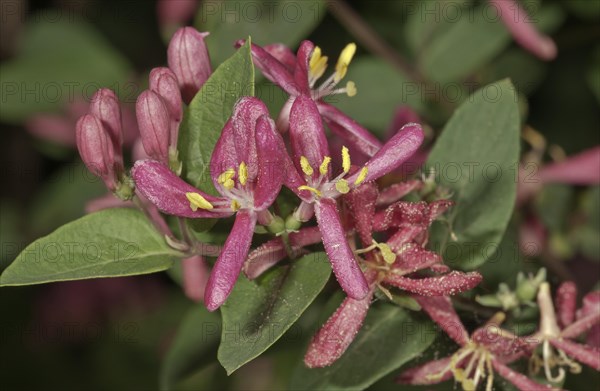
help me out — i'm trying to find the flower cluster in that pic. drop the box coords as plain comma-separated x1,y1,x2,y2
73,26,598,378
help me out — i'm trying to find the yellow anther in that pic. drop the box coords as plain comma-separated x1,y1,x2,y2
238,161,248,185
335,43,356,82
319,156,331,175
298,185,322,198
222,178,235,190
354,166,368,185
217,168,235,185
335,179,350,194
300,156,314,176
309,46,328,81
185,192,214,211
341,146,351,173
377,243,397,264
346,81,357,97
230,199,241,212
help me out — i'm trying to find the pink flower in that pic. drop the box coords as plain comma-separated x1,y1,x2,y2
132,97,286,311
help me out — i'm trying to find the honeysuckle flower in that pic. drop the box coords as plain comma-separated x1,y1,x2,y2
238,39,383,157
132,97,286,311
397,296,553,391
168,27,212,104
490,0,557,61
303,182,482,368
528,282,600,382
282,94,425,299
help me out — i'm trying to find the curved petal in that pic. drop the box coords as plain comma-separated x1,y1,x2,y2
304,287,375,368
289,95,330,177
204,210,257,311
395,356,453,385
231,97,270,181
253,115,284,210
561,310,600,339
319,103,383,158
345,182,379,246
415,296,469,346
539,146,600,185
347,123,424,184
264,43,296,71
315,198,369,299
492,360,557,391
236,40,299,96
384,271,482,296
210,118,238,190
293,40,313,94
132,160,229,218
376,180,422,206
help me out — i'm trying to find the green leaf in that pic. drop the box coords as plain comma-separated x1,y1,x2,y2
195,0,326,64
218,252,331,375
0,209,181,286
333,57,424,135
0,17,132,124
178,39,254,195
426,79,520,270
419,4,509,83
289,304,436,390
160,306,222,391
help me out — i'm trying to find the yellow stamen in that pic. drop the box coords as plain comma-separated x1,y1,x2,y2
300,156,314,176
217,168,235,185
346,81,357,97
319,156,331,175
238,162,248,185
335,43,356,82
342,146,351,173
185,192,214,211
231,199,241,212
335,179,350,194
309,46,328,81
354,166,368,185
298,185,322,198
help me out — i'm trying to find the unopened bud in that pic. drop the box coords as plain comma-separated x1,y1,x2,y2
136,90,170,164
167,27,212,104
89,88,123,149
76,114,117,190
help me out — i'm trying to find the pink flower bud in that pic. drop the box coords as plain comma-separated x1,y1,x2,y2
76,114,117,190
167,27,211,104
150,67,183,147
136,90,171,163
89,88,124,171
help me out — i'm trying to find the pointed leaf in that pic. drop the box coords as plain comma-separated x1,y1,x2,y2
217,252,331,374
1,209,181,286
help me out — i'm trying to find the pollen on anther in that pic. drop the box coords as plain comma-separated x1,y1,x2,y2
319,156,331,175
354,166,368,185
185,192,214,211
335,179,350,194
300,156,314,176
341,146,351,173
238,162,248,185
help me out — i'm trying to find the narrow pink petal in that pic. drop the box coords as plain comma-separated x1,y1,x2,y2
561,310,600,339
205,210,257,311
236,40,299,96
293,40,313,94
579,291,600,348
289,95,329,175
376,180,422,206
550,338,600,371
395,356,453,385
492,360,556,391
556,281,577,328
539,147,600,185
315,198,369,300
264,43,296,71
319,103,383,158
253,115,285,210
85,193,133,213
182,255,209,303
490,0,557,61
345,182,379,246
392,243,444,274
347,123,423,184
304,287,375,368
244,227,321,279
210,118,239,189
384,271,482,296
415,296,469,346
132,160,229,218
